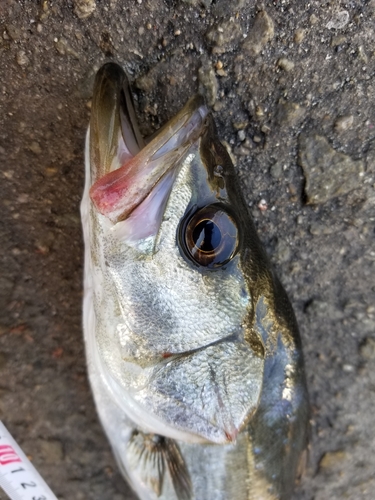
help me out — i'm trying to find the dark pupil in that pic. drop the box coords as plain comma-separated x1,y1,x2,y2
192,220,221,253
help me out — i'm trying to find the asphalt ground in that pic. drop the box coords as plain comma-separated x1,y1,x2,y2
1,1,374,499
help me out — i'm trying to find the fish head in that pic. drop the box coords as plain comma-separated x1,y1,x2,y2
85,63,269,445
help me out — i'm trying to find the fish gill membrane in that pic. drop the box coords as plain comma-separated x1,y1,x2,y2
81,62,309,500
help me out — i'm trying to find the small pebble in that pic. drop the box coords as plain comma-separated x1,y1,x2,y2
335,115,354,132
243,10,274,57
331,34,347,47
326,10,349,30
276,100,305,127
17,194,29,204
234,145,251,156
342,364,355,373
233,121,249,130
319,450,347,470
206,20,242,54
198,59,218,106
29,141,42,155
270,162,283,179
238,130,246,142
54,38,80,58
359,338,375,360
278,58,295,72
298,134,364,204
45,167,58,177
5,25,22,41
174,29,181,36
16,51,29,66
73,0,96,19
55,39,66,55
358,46,368,64
294,28,305,44
297,215,305,225
213,101,224,112
258,199,268,211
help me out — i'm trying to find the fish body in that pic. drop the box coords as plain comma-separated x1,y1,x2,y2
81,63,309,500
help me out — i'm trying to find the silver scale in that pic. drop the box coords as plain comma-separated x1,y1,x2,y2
0,422,58,500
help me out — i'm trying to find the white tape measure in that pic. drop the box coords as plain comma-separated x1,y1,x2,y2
0,421,58,500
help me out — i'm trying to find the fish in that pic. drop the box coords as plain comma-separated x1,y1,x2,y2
81,62,309,500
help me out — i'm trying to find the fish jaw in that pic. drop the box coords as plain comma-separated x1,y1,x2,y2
89,63,145,181
90,89,208,224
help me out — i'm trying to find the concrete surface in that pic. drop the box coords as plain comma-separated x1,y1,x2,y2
0,1,374,499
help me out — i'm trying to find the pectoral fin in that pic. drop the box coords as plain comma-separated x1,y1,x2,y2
127,430,192,500
163,438,191,500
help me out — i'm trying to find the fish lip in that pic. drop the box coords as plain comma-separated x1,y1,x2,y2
89,92,209,224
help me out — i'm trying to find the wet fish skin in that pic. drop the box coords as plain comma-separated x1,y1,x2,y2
81,62,309,500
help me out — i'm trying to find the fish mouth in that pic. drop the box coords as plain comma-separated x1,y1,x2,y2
89,63,208,234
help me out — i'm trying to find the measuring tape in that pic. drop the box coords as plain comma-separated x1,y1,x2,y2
0,421,58,500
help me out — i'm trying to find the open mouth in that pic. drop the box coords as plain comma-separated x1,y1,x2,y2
89,63,208,242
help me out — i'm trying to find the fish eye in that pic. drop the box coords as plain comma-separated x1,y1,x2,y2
181,205,239,268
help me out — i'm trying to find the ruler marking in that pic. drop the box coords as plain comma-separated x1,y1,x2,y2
0,422,58,500
0,444,22,466
11,467,26,474
21,481,37,489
